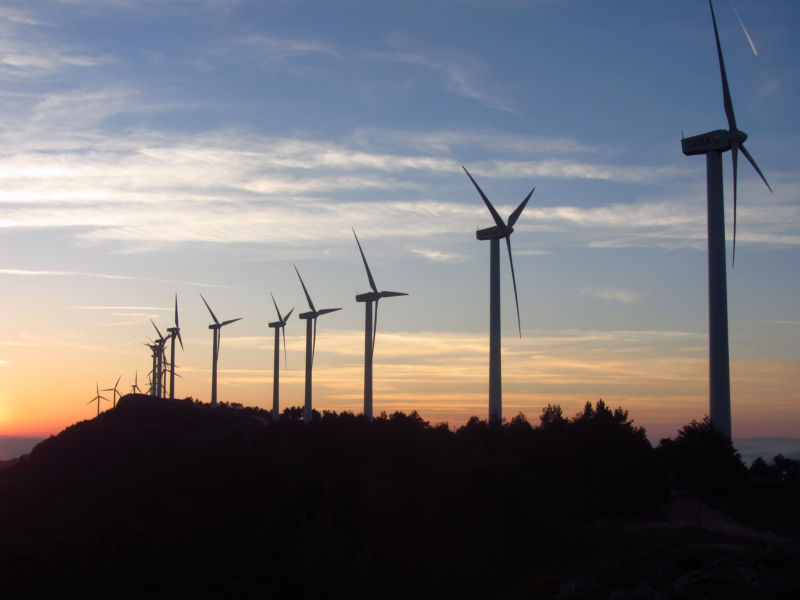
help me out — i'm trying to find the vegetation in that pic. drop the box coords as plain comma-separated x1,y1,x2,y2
0,396,797,598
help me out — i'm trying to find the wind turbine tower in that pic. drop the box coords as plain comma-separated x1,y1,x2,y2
166,294,184,400
295,265,341,424
201,294,242,407
268,293,294,421
353,230,407,420
464,166,534,425
103,375,121,408
88,383,109,416
681,0,771,439
151,320,169,399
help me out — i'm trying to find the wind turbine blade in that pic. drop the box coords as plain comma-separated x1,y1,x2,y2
463,166,505,228
508,187,535,228
372,298,379,358
378,291,408,298
177,329,184,351
283,307,295,323
317,308,342,316
294,265,316,312
151,319,165,340
731,142,739,267
505,236,523,338
270,292,283,321
200,294,220,325
174,294,179,328
353,229,378,293
281,325,289,372
709,0,737,131
221,317,242,327
312,317,317,366
739,144,773,192
114,375,121,389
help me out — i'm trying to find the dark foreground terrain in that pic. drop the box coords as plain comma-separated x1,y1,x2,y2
0,396,798,598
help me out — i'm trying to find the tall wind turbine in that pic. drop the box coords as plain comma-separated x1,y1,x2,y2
352,230,407,420
145,340,160,397
463,166,534,425
268,293,294,422
294,265,341,424
200,294,242,407
166,294,184,400
681,0,771,439
88,383,109,416
103,375,122,408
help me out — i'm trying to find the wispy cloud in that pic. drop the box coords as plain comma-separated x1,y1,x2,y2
580,287,644,304
0,268,239,288
411,248,467,262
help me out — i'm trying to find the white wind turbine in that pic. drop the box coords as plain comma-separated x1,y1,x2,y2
294,265,341,424
463,166,534,425
268,292,294,422
680,0,771,439
352,230,407,420
200,294,242,407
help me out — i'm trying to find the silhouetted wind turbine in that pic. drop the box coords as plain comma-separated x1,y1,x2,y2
166,294,184,400
353,230,407,420
681,0,772,439
200,294,242,407
294,265,341,424
463,166,534,425
88,383,109,416
268,292,294,422
145,340,160,397
131,370,142,394
151,320,169,399
103,375,121,408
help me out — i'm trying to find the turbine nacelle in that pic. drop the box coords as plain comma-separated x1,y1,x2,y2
682,129,747,156
476,224,512,241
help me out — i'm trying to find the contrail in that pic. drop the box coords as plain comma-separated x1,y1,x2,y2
729,0,758,56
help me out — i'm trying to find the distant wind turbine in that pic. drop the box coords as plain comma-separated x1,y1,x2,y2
268,292,294,422
681,0,772,439
463,166,534,425
103,375,122,408
166,294,184,400
295,265,341,424
145,340,160,397
200,294,242,407
88,383,109,416
151,320,170,399
353,230,407,420
131,370,142,394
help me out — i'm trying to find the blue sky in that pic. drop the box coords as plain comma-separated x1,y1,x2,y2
1,0,798,440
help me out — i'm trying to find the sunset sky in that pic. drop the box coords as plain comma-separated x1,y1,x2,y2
1,0,798,441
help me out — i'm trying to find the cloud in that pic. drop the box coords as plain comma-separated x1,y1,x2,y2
411,248,467,262
580,287,644,304
0,268,239,288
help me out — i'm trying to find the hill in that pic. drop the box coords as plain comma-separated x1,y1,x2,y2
0,396,798,598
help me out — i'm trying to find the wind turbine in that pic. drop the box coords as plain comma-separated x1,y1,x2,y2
294,265,341,424
200,294,242,407
131,370,142,394
166,294,184,400
88,383,109,416
268,292,294,422
103,375,121,408
681,0,771,439
151,320,170,399
463,166,534,425
145,340,160,397
352,230,408,420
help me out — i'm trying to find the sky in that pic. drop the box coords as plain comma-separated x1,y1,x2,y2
1,0,798,441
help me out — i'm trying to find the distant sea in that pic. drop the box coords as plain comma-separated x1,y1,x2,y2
0,436,46,461
734,438,800,465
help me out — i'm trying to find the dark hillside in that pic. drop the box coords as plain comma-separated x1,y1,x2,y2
0,397,797,598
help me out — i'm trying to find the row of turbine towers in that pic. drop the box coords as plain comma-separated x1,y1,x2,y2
96,1,768,438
